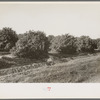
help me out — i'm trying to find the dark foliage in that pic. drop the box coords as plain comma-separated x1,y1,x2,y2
95,38,100,50
50,34,77,54
47,35,55,51
76,36,95,53
0,27,18,51
97,41,100,50
91,39,98,49
11,30,49,59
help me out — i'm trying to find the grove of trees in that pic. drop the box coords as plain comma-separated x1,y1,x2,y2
0,27,100,59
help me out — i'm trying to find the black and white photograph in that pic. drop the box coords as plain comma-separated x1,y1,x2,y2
0,1,100,83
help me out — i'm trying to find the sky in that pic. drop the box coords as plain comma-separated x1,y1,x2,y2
0,2,100,39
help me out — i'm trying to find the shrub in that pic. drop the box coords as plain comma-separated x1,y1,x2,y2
10,30,49,59
0,27,18,51
76,36,95,53
97,41,100,50
95,38,100,50
47,35,55,51
49,34,77,54
91,39,98,49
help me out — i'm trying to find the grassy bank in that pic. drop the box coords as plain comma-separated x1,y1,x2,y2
0,53,100,83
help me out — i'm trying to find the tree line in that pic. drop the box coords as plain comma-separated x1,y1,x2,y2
0,27,100,59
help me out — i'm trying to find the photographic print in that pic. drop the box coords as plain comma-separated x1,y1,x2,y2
0,1,100,83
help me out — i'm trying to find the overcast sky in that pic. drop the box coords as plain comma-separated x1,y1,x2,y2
0,2,100,39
